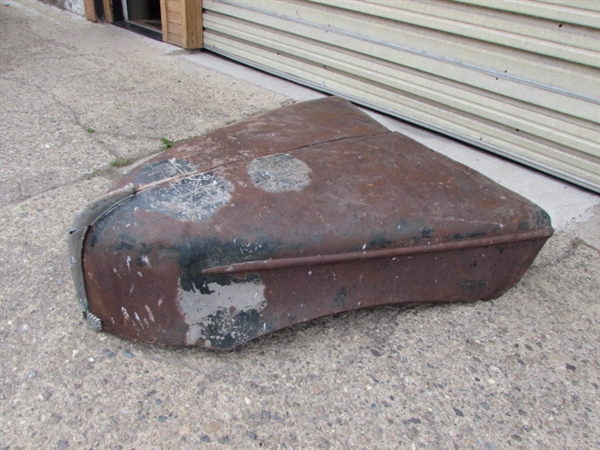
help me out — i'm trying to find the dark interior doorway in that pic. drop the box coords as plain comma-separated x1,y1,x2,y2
113,0,162,41
125,0,161,31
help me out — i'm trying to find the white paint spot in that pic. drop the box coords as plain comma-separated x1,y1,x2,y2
145,305,155,323
126,256,131,273
121,307,132,323
141,255,151,267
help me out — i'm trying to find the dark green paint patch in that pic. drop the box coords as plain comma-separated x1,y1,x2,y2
334,287,347,306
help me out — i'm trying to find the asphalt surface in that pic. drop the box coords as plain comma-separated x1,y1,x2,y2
1,1,599,449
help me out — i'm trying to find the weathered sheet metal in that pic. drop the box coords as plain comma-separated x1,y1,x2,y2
70,97,553,350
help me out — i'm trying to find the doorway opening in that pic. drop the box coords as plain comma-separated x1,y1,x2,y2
92,0,202,49
113,0,163,41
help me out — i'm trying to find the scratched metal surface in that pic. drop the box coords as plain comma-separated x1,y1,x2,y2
77,97,553,350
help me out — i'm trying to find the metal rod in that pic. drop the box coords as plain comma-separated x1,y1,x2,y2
204,228,553,274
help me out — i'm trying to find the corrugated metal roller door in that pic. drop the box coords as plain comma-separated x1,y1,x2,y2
203,0,600,192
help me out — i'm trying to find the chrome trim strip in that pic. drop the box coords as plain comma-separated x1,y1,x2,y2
68,184,136,331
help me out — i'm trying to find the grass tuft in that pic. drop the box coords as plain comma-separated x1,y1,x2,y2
110,157,135,168
161,137,175,149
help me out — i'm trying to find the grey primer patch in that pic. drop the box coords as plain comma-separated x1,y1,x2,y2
144,172,233,222
248,154,311,193
134,158,197,185
177,276,267,348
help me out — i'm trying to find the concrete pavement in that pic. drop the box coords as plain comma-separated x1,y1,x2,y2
1,1,599,449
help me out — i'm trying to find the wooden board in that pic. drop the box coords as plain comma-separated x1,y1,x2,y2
161,0,203,49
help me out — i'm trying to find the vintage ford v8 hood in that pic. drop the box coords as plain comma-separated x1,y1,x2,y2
69,97,553,350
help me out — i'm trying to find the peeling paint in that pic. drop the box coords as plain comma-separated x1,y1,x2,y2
40,0,85,16
177,275,267,347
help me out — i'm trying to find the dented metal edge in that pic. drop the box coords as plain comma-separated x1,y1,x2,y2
204,228,554,275
68,184,136,331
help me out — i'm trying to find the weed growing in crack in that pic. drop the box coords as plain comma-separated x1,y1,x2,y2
161,137,175,149
110,157,135,168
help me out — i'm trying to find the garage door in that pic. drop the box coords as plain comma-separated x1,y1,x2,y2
202,0,600,192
